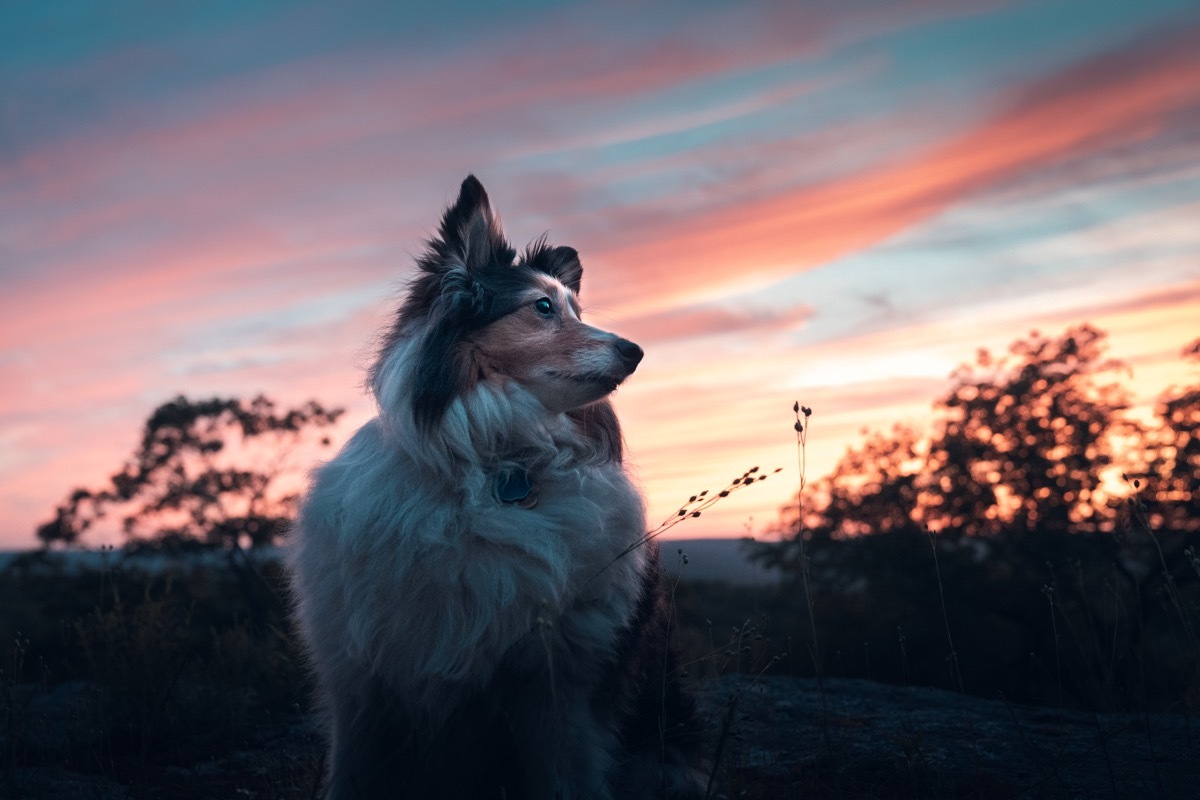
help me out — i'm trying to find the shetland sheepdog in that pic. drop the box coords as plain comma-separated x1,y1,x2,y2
287,176,705,799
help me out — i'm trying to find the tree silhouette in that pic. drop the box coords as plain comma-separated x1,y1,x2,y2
770,325,1134,542
781,424,927,540
1144,338,1200,532
754,326,1200,712
922,324,1131,535
36,395,344,550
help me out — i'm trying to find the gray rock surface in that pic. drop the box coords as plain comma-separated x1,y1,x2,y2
694,675,1199,799
4,676,1197,798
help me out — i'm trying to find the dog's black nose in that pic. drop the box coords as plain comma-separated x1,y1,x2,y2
615,338,643,369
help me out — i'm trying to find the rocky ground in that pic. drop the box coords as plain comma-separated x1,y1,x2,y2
4,676,1197,799
695,676,1198,798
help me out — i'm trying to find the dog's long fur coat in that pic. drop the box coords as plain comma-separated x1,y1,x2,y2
287,177,705,799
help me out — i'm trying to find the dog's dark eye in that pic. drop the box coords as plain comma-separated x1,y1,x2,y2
534,297,554,316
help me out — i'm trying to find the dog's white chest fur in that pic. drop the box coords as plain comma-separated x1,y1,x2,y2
289,410,647,702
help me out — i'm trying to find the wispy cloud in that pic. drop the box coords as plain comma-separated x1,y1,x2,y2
584,20,1200,311
615,303,811,345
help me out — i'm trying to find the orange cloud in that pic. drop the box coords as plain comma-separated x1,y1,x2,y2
612,272,1200,539
587,24,1200,313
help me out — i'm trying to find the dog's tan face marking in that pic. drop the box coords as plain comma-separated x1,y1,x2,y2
469,275,640,412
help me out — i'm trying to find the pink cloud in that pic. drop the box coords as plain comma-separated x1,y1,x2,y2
615,303,812,345
581,23,1200,312
0,0,1002,278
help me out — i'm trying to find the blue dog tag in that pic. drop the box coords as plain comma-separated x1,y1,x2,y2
495,468,534,504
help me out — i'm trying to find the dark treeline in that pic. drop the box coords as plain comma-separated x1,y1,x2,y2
35,395,343,552
744,324,1200,712
776,324,1198,539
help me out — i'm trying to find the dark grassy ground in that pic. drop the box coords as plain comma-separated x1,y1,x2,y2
2,531,1198,798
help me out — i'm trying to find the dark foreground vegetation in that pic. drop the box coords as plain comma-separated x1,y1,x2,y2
3,548,1197,799
3,323,1198,798
735,325,1200,716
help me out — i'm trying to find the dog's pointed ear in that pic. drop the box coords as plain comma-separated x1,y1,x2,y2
526,240,583,295
436,175,513,273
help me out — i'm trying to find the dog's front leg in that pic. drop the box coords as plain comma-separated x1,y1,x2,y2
499,677,618,800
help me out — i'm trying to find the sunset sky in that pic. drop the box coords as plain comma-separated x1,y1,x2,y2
2,0,1199,549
